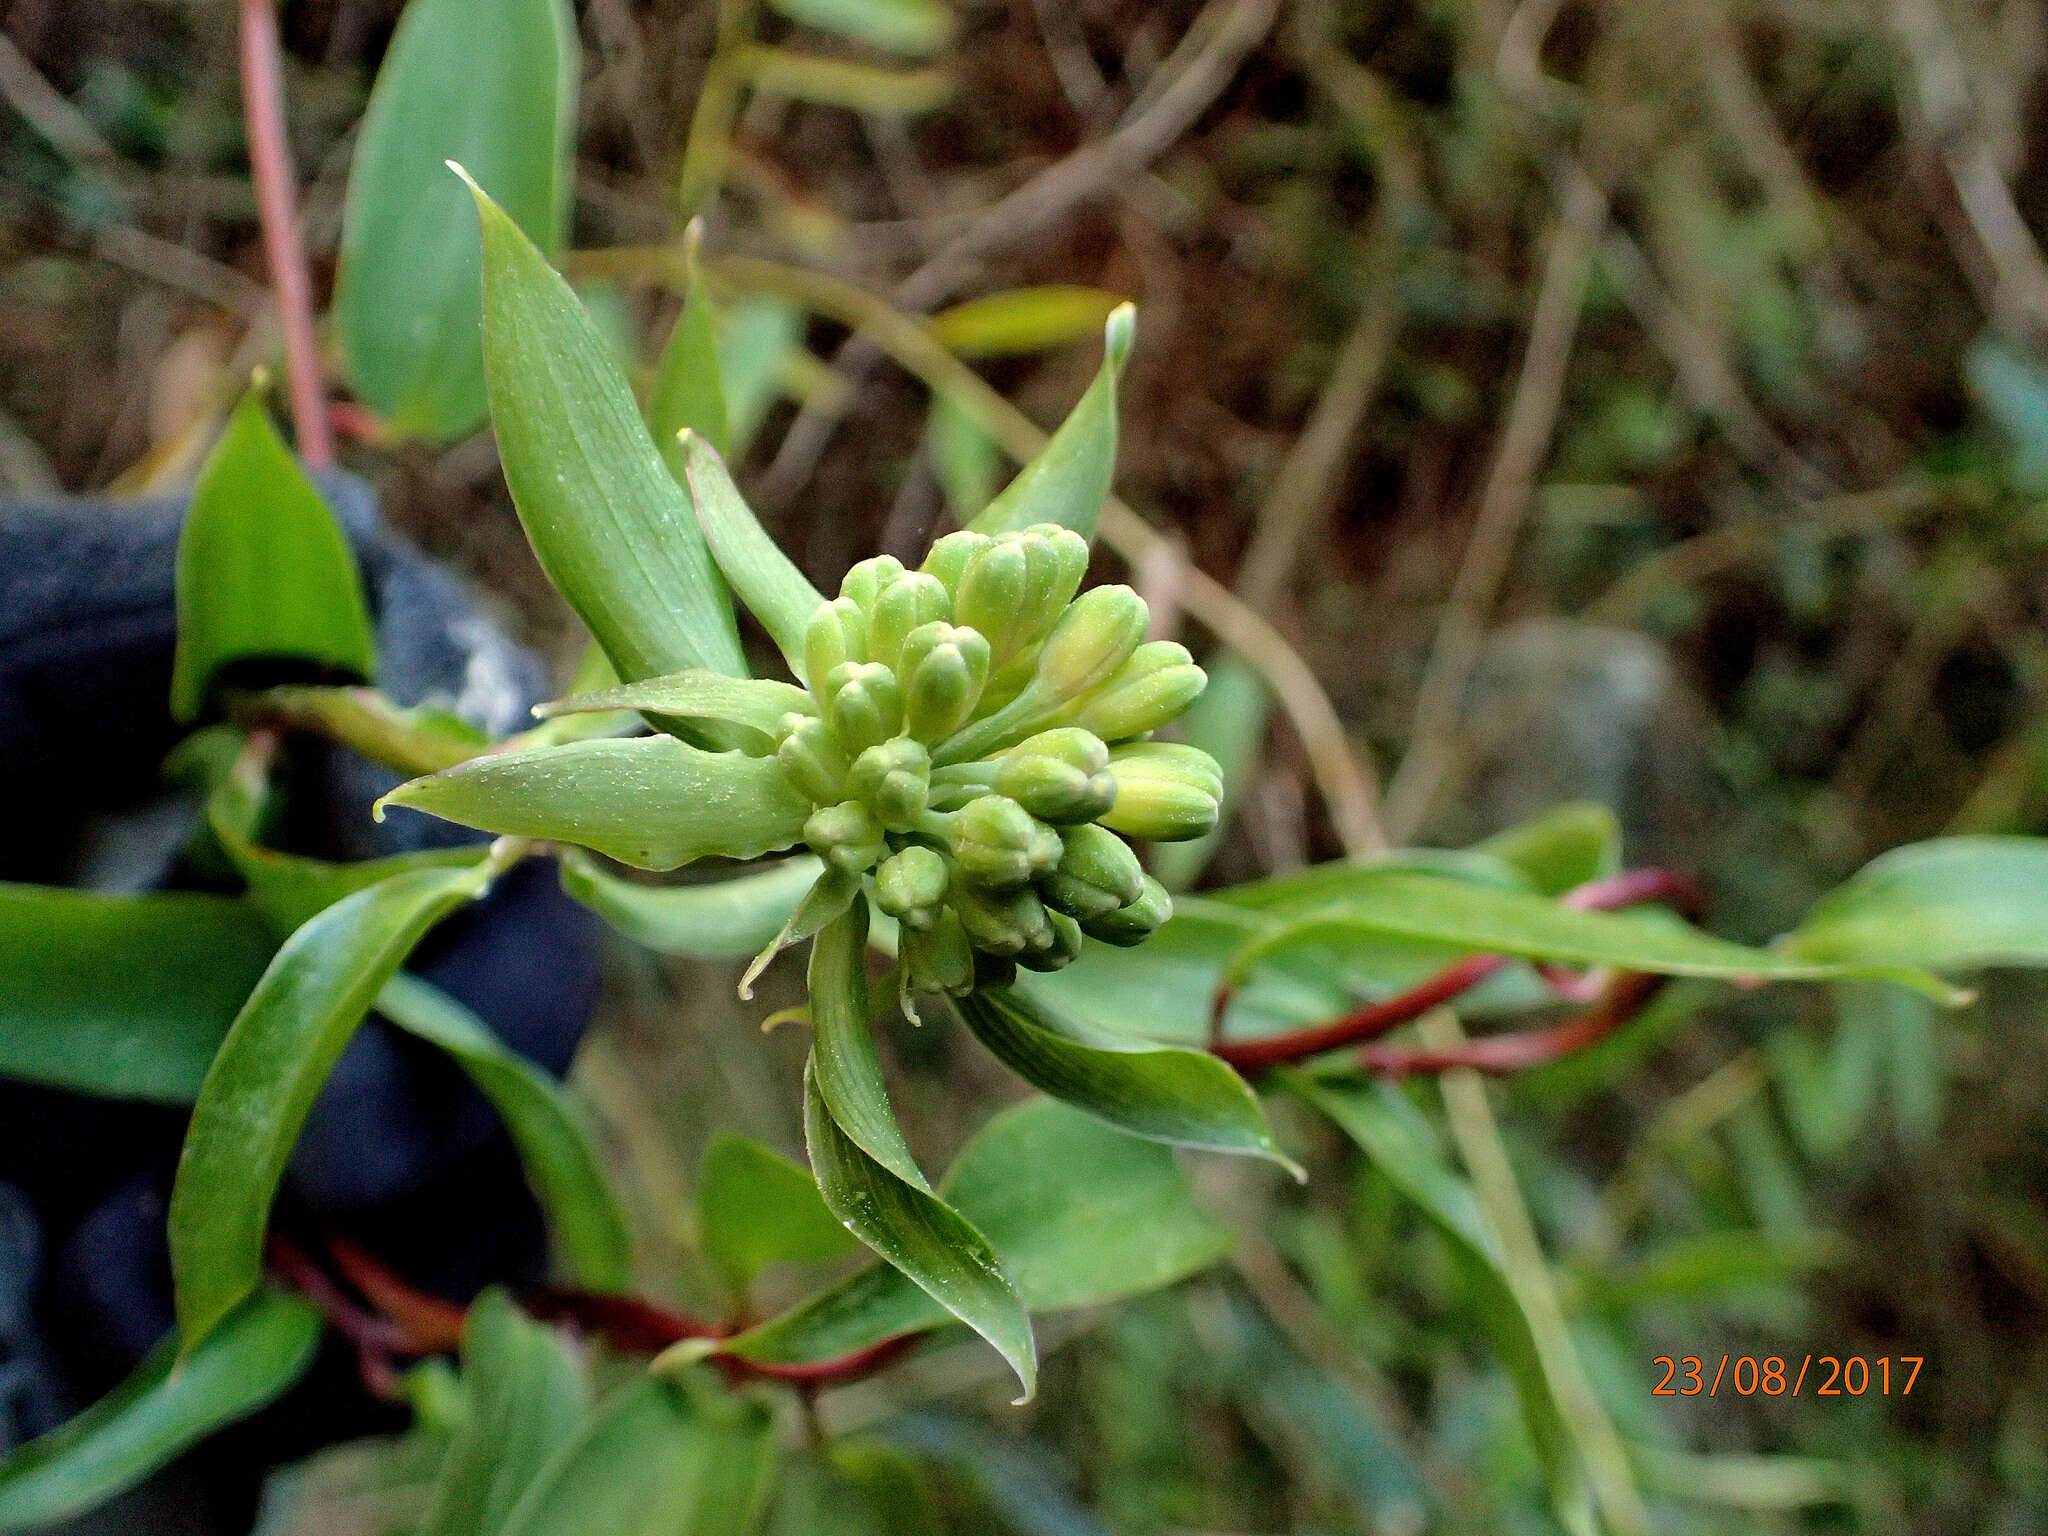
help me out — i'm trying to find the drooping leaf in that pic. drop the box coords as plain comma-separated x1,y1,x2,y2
416,1290,590,1536
728,1097,1231,1367
931,287,1125,358
959,986,1297,1173
970,304,1133,542
334,0,576,440
699,1132,860,1296
496,1374,774,1536
766,0,953,56
464,173,746,686
169,860,496,1347
1784,835,2048,972
679,432,824,683
651,256,731,460
801,1061,1035,1400
170,393,377,721
808,901,928,1190
377,736,811,872
378,974,632,1291
0,883,274,1102
0,1289,321,1532
559,852,819,958
924,391,997,523
535,670,814,739
732,45,950,114
1477,801,1622,896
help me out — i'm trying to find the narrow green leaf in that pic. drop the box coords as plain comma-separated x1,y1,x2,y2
0,883,274,1103
171,394,377,721
559,851,820,958
497,1375,774,1536
729,1097,1230,1367
931,287,1125,358
535,670,814,739
378,974,632,1291
227,684,489,775
925,391,998,523
801,1060,1036,1400
417,1291,590,1536
1477,802,1622,896
680,431,823,682
808,900,929,1191
651,253,731,460
335,0,576,440
377,736,812,872
0,1289,321,1532
741,866,861,999
766,0,953,56
464,173,746,685
699,1132,860,1295
960,986,1297,1173
169,860,496,1347
970,303,1133,541
733,45,950,114
1784,835,2048,972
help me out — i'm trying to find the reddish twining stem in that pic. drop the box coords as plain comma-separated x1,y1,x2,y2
239,0,334,468
1355,969,1669,1077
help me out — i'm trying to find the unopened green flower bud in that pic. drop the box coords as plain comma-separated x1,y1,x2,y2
848,737,930,829
1096,743,1222,841
867,572,953,670
903,907,976,994
839,554,905,613
1073,642,1207,741
1032,584,1147,702
952,880,1052,956
873,844,949,929
1017,909,1085,973
1008,525,1091,653
1039,822,1146,919
823,662,903,755
954,539,1033,660
776,714,849,804
899,622,990,743
993,727,1115,824
1079,875,1172,947
804,597,867,699
919,530,990,596
803,800,886,874
950,794,1061,887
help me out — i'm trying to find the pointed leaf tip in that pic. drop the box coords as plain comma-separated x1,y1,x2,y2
1105,302,1135,370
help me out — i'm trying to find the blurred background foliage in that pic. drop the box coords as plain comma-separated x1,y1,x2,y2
2,0,2047,1529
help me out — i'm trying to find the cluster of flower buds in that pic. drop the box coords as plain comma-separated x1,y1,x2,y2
775,524,1220,994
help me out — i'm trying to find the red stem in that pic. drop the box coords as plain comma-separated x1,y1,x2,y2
239,0,334,468
1355,970,1669,1077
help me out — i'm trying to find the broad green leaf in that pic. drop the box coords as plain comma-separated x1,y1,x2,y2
334,0,576,440
1151,655,1269,892
801,1060,1036,1400
498,1374,774,1536
169,860,496,1347
1477,802,1622,896
925,391,997,523
535,669,814,739
417,1290,589,1536
1784,835,2048,971
931,287,1125,358
959,986,1297,1173
733,45,950,114
378,974,632,1290
970,304,1133,541
0,883,274,1102
650,255,731,460
766,0,952,56
465,174,746,686
679,432,823,682
170,394,376,721
0,1289,321,1532
377,736,811,872
699,1132,860,1295
808,901,928,1189
560,852,819,958
254,1432,451,1536
729,1097,1230,1366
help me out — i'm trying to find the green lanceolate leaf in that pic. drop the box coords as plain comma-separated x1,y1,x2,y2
969,304,1133,542
170,393,376,722
650,249,731,461
740,865,861,999
959,986,1297,1174
808,900,929,1190
534,669,814,740
0,883,275,1102
931,287,1125,358
463,173,746,686
699,1132,860,1296
800,1059,1036,1400
169,859,497,1348
417,1290,590,1536
378,974,632,1291
680,431,824,682
335,0,576,440
766,0,952,56
0,1289,321,1533
560,851,820,958
728,1097,1230,1368
497,1374,775,1536
1784,835,2048,972
732,46,950,114
925,391,998,523
1477,802,1623,896
378,736,812,872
